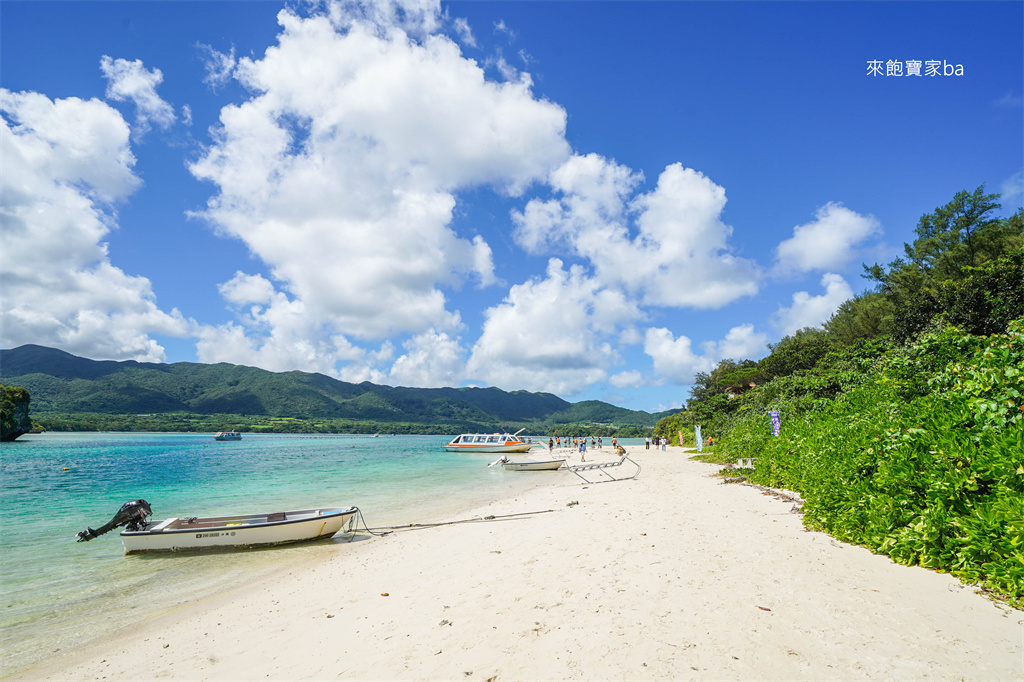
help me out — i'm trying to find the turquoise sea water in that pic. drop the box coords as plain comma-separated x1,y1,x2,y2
1,432,606,675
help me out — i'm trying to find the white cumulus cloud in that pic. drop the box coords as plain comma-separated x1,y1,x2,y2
772,273,854,335
774,202,881,274
99,56,176,138
609,369,644,389
709,323,770,362
197,44,237,92
513,155,761,310
0,89,187,361
451,17,477,48
188,3,569,377
389,329,466,387
218,271,277,306
643,328,709,382
1001,170,1024,210
467,259,640,395
327,0,443,38
643,323,768,384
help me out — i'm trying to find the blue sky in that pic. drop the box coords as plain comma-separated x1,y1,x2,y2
2,1,1021,412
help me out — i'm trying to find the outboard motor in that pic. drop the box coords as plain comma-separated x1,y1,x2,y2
76,499,152,542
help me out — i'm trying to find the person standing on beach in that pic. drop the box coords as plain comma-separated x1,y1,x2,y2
548,437,554,453
579,439,586,462
645,437,650,450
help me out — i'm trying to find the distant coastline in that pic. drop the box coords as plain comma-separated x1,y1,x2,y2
20,413,656,438
0,345,674,438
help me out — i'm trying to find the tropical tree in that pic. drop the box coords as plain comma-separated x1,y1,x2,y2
864,187,1023,341
824,292,893,345
758,327,830,379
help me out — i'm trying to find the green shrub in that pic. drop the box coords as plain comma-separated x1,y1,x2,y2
715,320,1024,606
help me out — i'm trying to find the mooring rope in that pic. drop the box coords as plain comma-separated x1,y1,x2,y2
348,506,386,538
351,508,559,537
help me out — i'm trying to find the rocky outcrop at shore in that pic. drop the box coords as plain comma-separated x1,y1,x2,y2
1,384,32,441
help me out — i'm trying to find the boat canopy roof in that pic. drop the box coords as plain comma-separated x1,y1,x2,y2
450,432,524,444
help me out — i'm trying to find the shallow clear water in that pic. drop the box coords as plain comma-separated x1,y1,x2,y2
1,432,585,674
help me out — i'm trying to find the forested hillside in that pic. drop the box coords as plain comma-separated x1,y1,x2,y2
656,187,1024,606
0,345,674,434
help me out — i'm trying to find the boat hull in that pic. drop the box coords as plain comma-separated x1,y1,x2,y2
501,459,566,471
120,507,357,554
444,443,534,453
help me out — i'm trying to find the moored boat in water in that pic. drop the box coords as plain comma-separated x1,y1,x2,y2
214,431,241,441
76,500,359,554
444,428,535,453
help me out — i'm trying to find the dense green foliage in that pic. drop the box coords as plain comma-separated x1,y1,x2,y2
1,383,32,441
722,322,1023,605
0,345,670,435
656,187,1024,605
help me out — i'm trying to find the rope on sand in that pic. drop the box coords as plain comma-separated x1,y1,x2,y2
352,508,560,537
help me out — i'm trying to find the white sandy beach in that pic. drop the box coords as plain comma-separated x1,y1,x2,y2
12,445,1023,681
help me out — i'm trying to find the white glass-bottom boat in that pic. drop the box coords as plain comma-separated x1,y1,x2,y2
445,428,535,453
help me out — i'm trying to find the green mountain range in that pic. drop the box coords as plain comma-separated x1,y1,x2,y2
0,345,677,433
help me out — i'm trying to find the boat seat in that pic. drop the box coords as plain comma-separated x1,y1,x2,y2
266,512,286,523
151,517,178,532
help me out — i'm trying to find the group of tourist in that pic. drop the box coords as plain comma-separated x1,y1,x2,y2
542,435,676,460
548,436,610,449
547,435,617,461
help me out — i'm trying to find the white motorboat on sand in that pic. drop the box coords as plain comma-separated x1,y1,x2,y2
76,500,359,554
488,455,566,471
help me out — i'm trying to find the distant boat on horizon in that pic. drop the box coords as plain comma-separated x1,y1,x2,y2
213,431,241,441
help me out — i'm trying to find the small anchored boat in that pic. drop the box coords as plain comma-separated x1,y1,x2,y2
488,455,566,471
76,500,359,554
445,428,536,453
213,431,241,441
